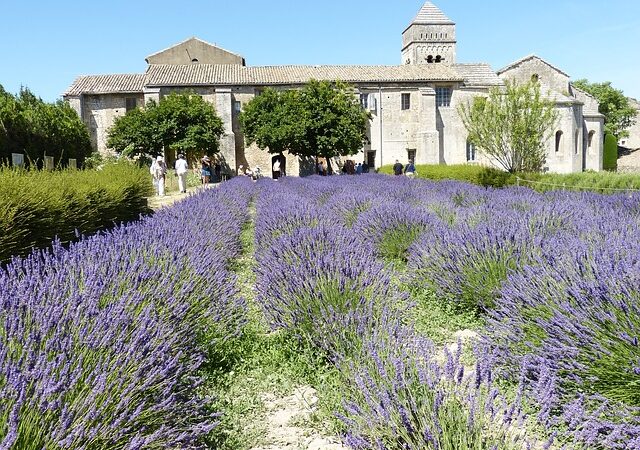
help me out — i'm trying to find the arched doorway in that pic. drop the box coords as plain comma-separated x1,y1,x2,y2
272,154,286,179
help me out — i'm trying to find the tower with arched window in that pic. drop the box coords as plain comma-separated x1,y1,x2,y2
402,2,457,65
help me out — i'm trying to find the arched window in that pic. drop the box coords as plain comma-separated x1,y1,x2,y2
531,74,539,83
427,55,434,63
588,130,595,149
466,141,476,162
435,55,442,63
191,58,199,63
574,130,580,155
555,131,563,153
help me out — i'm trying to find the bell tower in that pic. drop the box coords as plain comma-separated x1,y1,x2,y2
402,2,457,65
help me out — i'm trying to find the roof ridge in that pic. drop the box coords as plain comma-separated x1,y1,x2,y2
410,1,455,25
497,54,570,78
144,37,244,62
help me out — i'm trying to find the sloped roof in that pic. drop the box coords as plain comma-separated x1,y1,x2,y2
64,74,146,96
453,63,503,87
144,63,464,86
497,54,570,78
410,2,454,25
145,37,243,62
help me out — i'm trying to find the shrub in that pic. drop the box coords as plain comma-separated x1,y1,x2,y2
604,133,618,171
0,162,153,262
0,180,252,448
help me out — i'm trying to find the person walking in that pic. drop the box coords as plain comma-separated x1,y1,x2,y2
201,156,212,185
175,154,188,193
150,156,167,196
356,163,363,175
393,160,404,176
272,158,281,180
404,160,416,178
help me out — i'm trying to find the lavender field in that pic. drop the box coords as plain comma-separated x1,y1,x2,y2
2,174,639,449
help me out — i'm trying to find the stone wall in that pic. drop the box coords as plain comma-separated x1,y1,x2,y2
82,93,144,154
146,39,243,65
402,24,456,65
499,58,570,95
620,99,640,150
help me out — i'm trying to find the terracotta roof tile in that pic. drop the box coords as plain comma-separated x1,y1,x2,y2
64,74,146,96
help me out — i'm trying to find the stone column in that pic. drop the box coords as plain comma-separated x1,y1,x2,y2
65,96,83,120
215,87,237,175
143,87,161,106
417,87,441,164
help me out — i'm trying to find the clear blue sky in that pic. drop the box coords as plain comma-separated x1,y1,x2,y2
1,0,639,102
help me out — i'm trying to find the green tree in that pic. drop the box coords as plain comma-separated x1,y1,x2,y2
0,85,92,167
240,80,370,173
573,79,637,139
458,80,558,173
107,93,224,159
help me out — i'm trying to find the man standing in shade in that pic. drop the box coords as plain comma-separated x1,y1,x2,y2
175,154,188,193
393,160,404,176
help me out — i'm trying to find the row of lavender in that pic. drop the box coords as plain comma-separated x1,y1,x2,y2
0,178,253,449
254,174,640,449
253,177,541,449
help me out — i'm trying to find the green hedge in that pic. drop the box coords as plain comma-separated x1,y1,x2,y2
604,133,618,171
0,163,153,262
379,164,640,193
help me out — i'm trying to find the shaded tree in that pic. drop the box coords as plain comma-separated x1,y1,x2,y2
107,93,224,159
0,85,92,167
573,79,637,139
240,80,371,173
458,80,558,173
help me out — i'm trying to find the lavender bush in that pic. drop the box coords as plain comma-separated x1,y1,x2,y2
0,179,252,449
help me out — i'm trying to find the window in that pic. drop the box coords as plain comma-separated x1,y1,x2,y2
233,100,242,114
466,141,476,162
435,87,452,107
435,55,442,63
401,93,411,110
588,130,595,149
575,130,579,155
360,93,368,109
191,58,199,63
555,131,563,153
367,150,376,169
427,55,434,63
531,74,539,83
125,97,137,112
407,149,416,164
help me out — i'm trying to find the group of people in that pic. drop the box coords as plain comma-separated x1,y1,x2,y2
237,164,264,180
200,155,222,186
341,160,370,175
150,154,226,197
393,159,416,178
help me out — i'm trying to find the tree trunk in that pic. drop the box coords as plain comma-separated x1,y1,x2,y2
324,154,333,175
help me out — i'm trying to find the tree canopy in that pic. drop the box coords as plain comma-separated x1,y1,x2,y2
458,80,558,173
573,79,637,139
0,85,92,167
240,80,370,170
107,93,224,159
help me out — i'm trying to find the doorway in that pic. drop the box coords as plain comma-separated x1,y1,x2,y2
272,154,286,179
367,151,376,170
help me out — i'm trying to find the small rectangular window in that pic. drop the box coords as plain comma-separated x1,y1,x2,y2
360,93,368,109
125,97,137,112
407,149,416,164
466,142,476,162
435,88,451,107
401,93,411,110
233,100,242,114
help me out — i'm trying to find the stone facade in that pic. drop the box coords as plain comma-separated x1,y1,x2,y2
63,1,605,176
620,98,640,150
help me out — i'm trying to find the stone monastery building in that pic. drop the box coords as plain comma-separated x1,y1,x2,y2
64,1,605,176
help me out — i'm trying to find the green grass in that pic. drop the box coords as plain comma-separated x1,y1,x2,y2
204,201,343,450
379,163,640,193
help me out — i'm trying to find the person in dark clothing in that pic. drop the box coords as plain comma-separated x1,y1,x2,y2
393,160,403,176
362,161,370,173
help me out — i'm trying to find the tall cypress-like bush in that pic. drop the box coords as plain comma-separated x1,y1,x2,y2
603,133,618,171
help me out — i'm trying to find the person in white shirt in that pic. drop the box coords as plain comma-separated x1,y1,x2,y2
272,159,281,180
150,156,167,196
174,154,189,193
